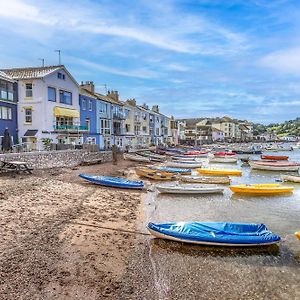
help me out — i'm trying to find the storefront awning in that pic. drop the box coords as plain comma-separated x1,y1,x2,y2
54,107,80,118
24,129,38,137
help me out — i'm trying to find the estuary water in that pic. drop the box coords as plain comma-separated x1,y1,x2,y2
120,150,300,300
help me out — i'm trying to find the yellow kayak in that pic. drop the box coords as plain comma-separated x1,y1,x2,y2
295,232,300,240
230,183,294,194
197,168,242,176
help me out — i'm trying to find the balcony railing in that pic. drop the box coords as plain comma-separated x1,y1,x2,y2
113,113,126,120
53,125,88,131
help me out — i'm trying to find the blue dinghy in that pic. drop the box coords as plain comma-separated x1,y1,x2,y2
147,222,280,246
150,166,191,174
79,174,144,189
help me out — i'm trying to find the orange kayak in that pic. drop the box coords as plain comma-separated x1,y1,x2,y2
261,155,288,161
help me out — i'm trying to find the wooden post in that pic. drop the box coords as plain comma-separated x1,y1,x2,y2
112,145,117,165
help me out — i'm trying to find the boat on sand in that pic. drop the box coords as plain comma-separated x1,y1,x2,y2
165,161,202,169
79,174,144,189
179,175,230,184
147,222,280,246
124,153,150,162
135,168,176,181
197,168,242,176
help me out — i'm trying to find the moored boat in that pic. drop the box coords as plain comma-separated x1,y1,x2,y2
261,155,288,161
165,161,202,169
147,222,280,246
295,232,300,240
135,168,176,181
281,175,300,183
79,174,144,189
124,153,150,162
197,168,242,176
156,185,224,194
230,183,294,194
249,161,300,172
179,175,231,184
171,156,196,162
150,166,192,175
214,151,236,157
209,157,238,163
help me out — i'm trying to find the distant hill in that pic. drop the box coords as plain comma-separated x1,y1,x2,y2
253,118,300,136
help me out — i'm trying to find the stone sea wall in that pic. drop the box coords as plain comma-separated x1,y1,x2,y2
0,150,112,169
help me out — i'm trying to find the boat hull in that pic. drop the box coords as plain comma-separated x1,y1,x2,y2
156,185,224,194
230,184,294,194
180,176,230,184
249,162,300,171
147,222,280,246
197,169,242,176
165,162,202,168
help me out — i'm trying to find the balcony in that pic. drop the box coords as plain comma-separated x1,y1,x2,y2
53,125,89,132
113,112,126,120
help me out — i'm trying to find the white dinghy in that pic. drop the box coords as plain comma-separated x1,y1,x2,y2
156,184,224,194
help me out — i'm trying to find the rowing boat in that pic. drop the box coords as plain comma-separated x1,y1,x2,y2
209,157,238,163
156,185,224,194
147,222,280,246
214,151,236,157
261,155,288,161
171,156,196,162
165,161,202,168
124,153,150,162
150,166,192,175
197,168,242,176
249,161,300,171
230,183,294,194
295,232,300,240
79,174,144,189
135,168,176,181
281,175,300,183
179,175,230,184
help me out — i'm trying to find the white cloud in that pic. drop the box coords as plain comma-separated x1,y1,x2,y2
260,47,300,75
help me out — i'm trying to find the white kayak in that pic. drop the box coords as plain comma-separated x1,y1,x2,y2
165,162,202,169
124,153,150,162
209,157,238,163
156,185,224,194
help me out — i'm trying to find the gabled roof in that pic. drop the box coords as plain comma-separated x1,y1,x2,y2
1,65,78,86
0,71,14,82
94,92,123,106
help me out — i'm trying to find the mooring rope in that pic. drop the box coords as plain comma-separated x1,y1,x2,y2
69,221,151,236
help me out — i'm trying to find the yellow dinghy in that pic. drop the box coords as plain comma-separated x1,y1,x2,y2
295,232,300,240
135,168,177,181
230,183,294,195
197,168,242,176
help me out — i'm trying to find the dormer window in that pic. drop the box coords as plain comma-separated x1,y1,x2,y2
57,72,65,80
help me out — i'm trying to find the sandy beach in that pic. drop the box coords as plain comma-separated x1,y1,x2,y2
0,158,145,299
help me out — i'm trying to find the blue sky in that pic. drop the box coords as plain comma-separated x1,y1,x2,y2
1,0,300,124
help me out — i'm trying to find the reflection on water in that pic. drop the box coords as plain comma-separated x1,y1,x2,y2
143,149,300,299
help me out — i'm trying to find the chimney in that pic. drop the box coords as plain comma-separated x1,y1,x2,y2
126,98,136,106
107,90,119,101
142,103,149,110
152,105,159,113
80,81,95,93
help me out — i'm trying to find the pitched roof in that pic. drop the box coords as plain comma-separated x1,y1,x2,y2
94,92,123,105
0,71,14,82
1,65,78,86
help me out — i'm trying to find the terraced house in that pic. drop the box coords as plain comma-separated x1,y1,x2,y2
2,65,82,148
0,71,18,145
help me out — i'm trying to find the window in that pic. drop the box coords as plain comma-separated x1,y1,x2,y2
25,83,33,98
100,119,111,135
0,80,7,99
25,108,32,123
85,118,90,131
142,126,147,132
0,107,12,120
59,90,72,105
56,117,73,126
124,109,130,118
89,100,92,111
82,98,86,110
57,72,65,80
99,102,107,113
48,87,56,102
125,124,130,132
7,83,13,101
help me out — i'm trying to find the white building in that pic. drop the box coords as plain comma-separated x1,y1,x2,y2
2,65,83,148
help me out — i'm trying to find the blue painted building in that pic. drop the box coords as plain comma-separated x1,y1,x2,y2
0,71,18,146
79,84,99,146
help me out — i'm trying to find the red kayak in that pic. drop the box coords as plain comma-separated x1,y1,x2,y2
214,151,236,157
261,155,288,161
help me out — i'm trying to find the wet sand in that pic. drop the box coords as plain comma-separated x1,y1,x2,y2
0,158,145,300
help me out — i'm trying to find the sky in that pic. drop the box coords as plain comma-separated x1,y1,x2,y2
1,0,300,124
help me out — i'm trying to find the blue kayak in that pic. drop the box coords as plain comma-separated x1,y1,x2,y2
150,166,191,174
147,222,280,246
79,174,144,189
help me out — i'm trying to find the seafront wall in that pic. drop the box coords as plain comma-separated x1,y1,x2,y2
0,150,112,169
